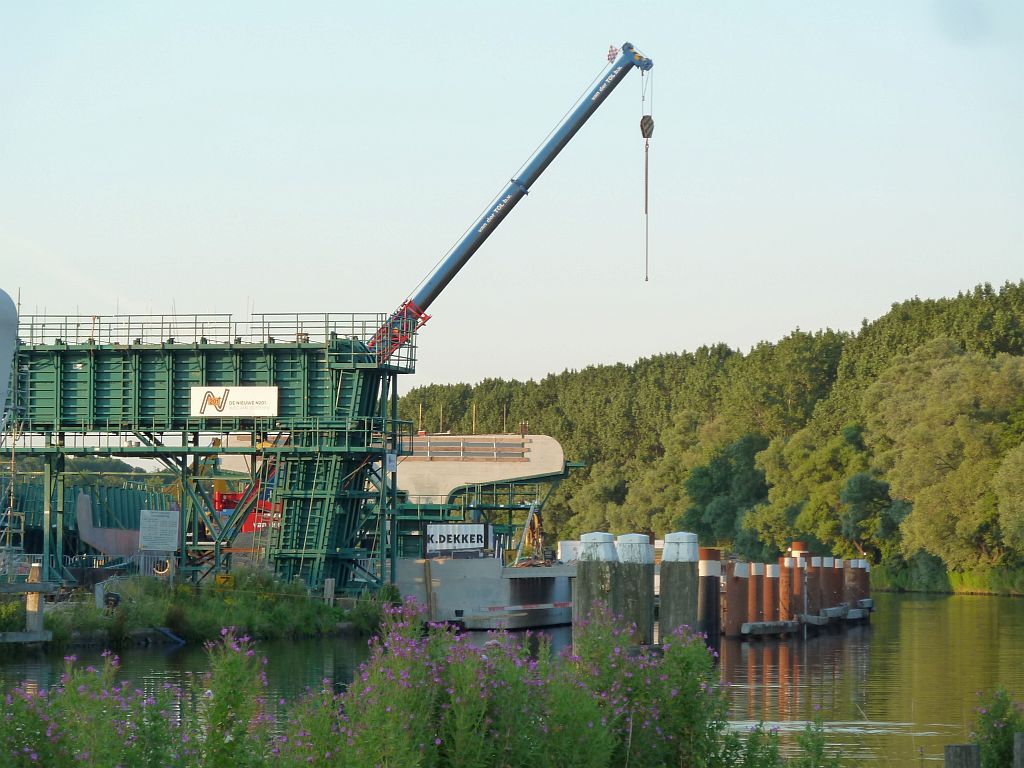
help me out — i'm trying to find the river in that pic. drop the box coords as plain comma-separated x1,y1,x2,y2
2,592,1023,765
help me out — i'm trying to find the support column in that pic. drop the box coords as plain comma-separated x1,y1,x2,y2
660,531,699,636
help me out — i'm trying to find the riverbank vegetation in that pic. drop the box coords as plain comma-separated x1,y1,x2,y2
399,282,1024,593
3,601,842,768
42,570,392,648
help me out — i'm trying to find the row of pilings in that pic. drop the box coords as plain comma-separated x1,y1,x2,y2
572,533,872,647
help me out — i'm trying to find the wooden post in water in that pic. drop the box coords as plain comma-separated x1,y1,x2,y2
660,532,699,636
943,744,980,768
806,557,822,617
25,563,44,634
823,561,839,610
843,558,859,605
862,560,872,602
614,534,655,645
763,563,779,621
723,561,748,637
778,557,794,621
697,547,721,645
574,532,618,630
748,562,764,624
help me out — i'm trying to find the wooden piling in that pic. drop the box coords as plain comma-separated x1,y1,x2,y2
1014,732,1024,768
778,557,794,621
574,532,617,628
697,547,721,645
748,562,765,624
614,534,655,645
660,532,699,636
724,561,749,637
843,558,859,605
943,744,980,768
806,557,822,616
25,563,43,634
828,558,843,608
763,563,779,622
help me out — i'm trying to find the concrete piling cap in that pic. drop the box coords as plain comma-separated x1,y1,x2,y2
810,556,822,567
822,557,834,567
663,531,699,563
579,532,618,562
766,563,780,577
834,558,844,569
750,562,765,576
698,548,722,577
616,533,654,565
732,561,750,578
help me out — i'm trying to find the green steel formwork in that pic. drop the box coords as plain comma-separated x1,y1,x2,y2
0,479,175,532
5,313,415,588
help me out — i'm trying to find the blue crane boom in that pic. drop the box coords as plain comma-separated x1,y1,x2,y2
369,42,653,360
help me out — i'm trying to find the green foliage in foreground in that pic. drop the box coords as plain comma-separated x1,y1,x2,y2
971,686,1024,768
3,603,841,768
43,571,352,648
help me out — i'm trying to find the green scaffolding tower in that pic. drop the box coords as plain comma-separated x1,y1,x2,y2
7,312,414,588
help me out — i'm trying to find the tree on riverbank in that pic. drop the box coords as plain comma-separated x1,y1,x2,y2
399,281,1024,586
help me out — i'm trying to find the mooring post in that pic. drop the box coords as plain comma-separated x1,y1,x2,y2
806,557,822,617
843,558,859,605
25,563,43,634
697,547,721,646
833,559,846,608
763,563,779,622
823,557,837,609
778,557,794,621
574,532,618,630
1014,732,1024,768
323,578,335,607
748,562,764,624
723,561,749,637
943,744,980,768
614,533,655,645
660,531,699,637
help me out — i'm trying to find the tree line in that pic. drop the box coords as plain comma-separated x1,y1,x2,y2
397,281,1024,575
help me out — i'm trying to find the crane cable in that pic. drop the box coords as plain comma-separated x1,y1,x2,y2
640,72,654,282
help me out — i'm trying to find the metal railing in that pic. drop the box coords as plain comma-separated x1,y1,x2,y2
16,312,417,347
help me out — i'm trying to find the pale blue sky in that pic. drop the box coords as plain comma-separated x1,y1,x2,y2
2,2,1022,384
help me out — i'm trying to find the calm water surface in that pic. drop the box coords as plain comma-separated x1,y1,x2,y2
3,592,1023,766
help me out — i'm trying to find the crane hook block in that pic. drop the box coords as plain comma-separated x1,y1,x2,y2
640,115,654,139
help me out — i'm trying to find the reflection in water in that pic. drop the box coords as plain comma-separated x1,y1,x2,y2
2,593,1023,766
719,592,1024,765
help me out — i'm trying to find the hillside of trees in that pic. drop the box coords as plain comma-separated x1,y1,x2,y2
397,281,1024,581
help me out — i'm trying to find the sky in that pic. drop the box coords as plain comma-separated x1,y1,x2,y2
2,1,1022,386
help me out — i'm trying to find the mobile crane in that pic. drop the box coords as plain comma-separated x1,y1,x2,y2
368,42,654,360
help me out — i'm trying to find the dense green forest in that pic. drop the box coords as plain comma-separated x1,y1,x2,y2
397,282,1024,583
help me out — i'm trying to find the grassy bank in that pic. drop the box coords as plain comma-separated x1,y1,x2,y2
871,553,1024,596
42,570,393,648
